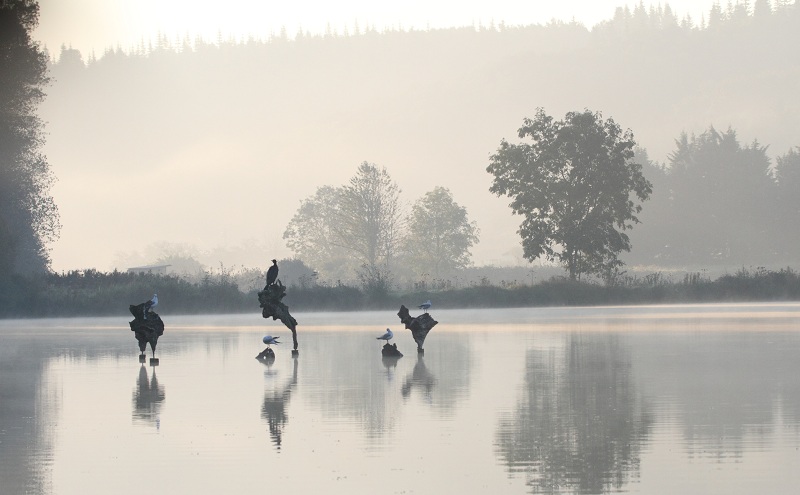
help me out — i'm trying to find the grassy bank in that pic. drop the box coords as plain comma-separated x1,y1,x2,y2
2,267,799,318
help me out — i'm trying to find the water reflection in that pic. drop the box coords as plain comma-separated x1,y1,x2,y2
401,355,436,401
0,338,54,495
302,332,403,441
630,332,800,460
401,338,472,413
132,364,165,427
381,355,401,382
261,356,298,449
302,332,473,444
3,307,800,494
496,333,651,494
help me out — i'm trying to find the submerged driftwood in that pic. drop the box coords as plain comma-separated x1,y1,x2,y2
397,305,438,352
129,303,164,358
258,280,298,350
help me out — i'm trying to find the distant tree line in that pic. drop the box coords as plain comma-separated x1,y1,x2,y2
288,109,799,285
487,107,800,277
283,162,478,295
596,0,796,32
626,127,800,268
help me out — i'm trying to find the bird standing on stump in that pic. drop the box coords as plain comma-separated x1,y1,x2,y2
418,300,431,313
143,293,158,319
377,328,393,343
266,259,279,287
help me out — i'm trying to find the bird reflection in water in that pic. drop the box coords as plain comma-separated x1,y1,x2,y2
381,355,401,382
401,355,436,402
133,364,165,429
261,356,298,450
259,353,278,377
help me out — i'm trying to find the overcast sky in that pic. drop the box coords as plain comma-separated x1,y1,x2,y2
36,0,719,56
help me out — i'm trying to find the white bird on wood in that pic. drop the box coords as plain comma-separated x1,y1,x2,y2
263,335,280,347
377,328,393,343
418,299,431,313
143,293,157,319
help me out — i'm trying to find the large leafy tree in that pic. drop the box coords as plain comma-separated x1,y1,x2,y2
284,162,403,290
404,186,479,278
282,185,357,280
333,162,403,292
0,0,59,275
487,109,652,280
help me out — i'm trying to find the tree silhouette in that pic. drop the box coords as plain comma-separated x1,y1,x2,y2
283,185,356,281
404,186,479,279
0,0,59,275
335,162,403,293
487,109,651,280
284,162,402,291
664,127,776,264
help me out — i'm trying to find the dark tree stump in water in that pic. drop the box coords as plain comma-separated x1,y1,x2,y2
258,281,299,350
256,347,276,362
397,305,438,352
129,303,165,358
381,342,403,357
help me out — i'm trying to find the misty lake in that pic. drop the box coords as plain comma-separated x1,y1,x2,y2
2,303,800,494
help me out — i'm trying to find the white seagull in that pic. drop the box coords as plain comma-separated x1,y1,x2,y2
418,300,432,313
143,293,158,319
377,328,393,343
263,335,280,347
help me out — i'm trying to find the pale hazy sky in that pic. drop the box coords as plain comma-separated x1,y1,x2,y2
35,0,728,272
36,0,718,56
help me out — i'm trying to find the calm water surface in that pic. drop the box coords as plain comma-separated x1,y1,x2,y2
1,303,800,494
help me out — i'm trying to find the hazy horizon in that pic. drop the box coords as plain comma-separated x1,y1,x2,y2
30,1,800,274
36,1,719,57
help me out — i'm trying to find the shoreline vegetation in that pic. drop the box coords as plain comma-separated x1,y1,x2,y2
1,266,798,318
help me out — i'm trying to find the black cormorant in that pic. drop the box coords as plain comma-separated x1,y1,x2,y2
266,259,279,286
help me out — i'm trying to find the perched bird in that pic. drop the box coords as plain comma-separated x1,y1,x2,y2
418,299,432,313
263,335,280,347
143,293,158,319
146,293,158,310
266,259,279,286
377,328,393,343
